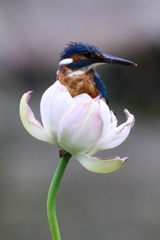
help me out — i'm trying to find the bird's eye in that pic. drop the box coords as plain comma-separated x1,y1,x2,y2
83,51,94,58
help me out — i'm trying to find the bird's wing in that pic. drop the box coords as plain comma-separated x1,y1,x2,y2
93,71,109,104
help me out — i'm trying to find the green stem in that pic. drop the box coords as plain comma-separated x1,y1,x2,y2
47,152,71,240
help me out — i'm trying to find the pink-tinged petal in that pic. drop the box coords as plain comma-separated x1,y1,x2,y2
58,101,103,155
74,154,127,173
101,109,135,149
99,100,111,135
20,92,53,144
40,81,75,144
73,93,92,103
74,94,101,107
89,109,134,155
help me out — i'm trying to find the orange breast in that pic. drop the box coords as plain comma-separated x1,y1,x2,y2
57,67,99,98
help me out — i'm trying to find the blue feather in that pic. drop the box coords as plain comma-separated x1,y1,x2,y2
60,42,102,60
93,71,109,104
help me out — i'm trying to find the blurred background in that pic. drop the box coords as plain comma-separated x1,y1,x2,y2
0,0,160,239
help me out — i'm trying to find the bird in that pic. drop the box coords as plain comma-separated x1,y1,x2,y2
56,42,137,104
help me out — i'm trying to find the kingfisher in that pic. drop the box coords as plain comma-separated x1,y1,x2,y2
57,42,137,104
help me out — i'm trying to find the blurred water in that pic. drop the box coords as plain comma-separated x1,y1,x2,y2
1,0,160,239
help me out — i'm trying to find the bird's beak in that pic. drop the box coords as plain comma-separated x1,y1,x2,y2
102,54,137,66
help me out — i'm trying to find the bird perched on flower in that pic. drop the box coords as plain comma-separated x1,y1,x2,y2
19,42,136,173
57,42,137,104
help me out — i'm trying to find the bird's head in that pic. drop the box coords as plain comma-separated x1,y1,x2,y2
59,42,137,70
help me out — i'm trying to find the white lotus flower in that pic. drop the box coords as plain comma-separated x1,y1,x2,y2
20,80,135,173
